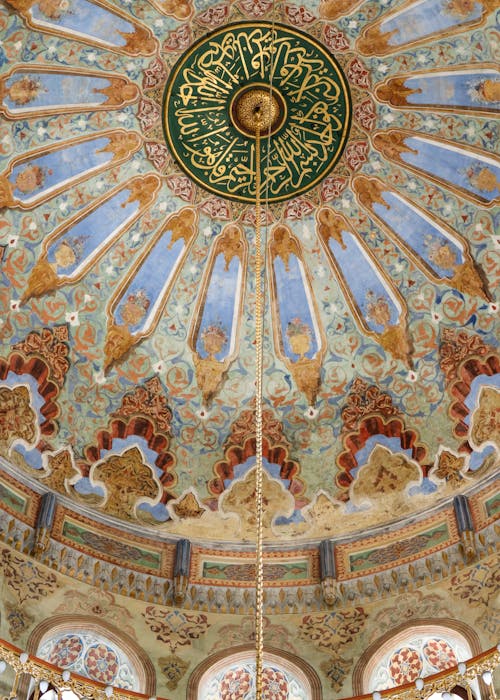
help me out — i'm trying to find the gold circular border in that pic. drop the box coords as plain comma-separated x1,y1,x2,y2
163,21,352,203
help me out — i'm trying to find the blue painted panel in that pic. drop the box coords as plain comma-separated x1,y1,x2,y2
114,229,185,334
403,70,500,108
196,253,241,362
373,191,465,278
10,137,111,202
400,136,500,202
4,74,115,110
46,188,138,277
31,0,133,46
273,255,319,360
380,0,483,47
328,232,399,334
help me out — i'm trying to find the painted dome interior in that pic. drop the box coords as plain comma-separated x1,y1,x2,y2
0,0,498,696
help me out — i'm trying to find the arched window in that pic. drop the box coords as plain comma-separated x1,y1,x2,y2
37,631,137,689
27,616,156,695
352,620,481,696
188,646,322,700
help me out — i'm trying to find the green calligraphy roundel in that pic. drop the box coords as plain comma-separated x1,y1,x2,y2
163,22,351,203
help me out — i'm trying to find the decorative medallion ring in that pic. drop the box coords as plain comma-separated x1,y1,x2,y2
163,22,352,203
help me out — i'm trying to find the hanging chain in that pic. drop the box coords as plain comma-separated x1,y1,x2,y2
254,117,264,700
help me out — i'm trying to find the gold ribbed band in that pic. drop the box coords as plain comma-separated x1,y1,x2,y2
254,118,264,700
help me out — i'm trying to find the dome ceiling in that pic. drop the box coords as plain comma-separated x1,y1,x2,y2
0,0,498,547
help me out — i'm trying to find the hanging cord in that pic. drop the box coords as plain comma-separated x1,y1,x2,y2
254,116,265,700
265,0,278,207
255,10,277,696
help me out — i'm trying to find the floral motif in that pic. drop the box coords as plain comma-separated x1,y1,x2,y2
13,325,69,386
354,98,377,131
162,24,192,52
370,592,451,639
352,445,422,501
220,667,252,699
431,449,467,486
113,376,173,435
450,558,499,608
323,25,350,51
341,378,398,431
467,164,500,192
284,197,314,220
142,609,210,652
347,57,371,88
345,141,369,171
320,656,353,692
365,291,392,328
91,446,160,519
121,288,151,326
389,647,423,685
1,548,58,603
170,491,206,519
4,602,34,641
423,639,457,670
220,467,295,532
286,317,312,358
262,667,288,700
159,654,190,690
286,317,311,339
48,634,84,668
201,323,228,357
299,608,368,654
321,176,347,201
238,0,273,16
200,196,232,220
284,4,315,25
212,616,297,654
439,329,489,382
0,385,38,448
145,142,170,172
142,57,167,89
84,643,119,684
137,98,161,131
54,590,136,639
470,386,500,450
166,174,195,201
195,4,229,27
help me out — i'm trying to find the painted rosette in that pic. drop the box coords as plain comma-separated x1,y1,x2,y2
84,643,119,684
220,667,252,700
423,638,458,670
262,666,289,700
388,647,423,685
48,634,84,668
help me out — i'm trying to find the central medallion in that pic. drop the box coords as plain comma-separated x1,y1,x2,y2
231,85,286,137
163,22,351,203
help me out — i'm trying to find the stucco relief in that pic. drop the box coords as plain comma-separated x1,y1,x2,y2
0,385,38,449
90,447,161,520
219,467,296,536
350,445,422,505
469,386,500,451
